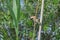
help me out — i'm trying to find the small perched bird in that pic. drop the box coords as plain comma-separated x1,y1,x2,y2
30,16,39,23
30,16,36,20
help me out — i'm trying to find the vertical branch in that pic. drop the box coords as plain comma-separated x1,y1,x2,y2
38,0,44,40
35,0,39,16
32,19,36,40
32,0,39,40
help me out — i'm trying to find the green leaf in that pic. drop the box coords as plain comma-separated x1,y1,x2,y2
6,0,17,27
43,24,49,31
13,0,17,19
16,0,20,22
29,31,33,38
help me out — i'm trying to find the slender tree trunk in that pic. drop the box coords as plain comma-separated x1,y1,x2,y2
38,0,44,40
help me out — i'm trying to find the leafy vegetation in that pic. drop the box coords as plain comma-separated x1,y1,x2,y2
0,0,60,40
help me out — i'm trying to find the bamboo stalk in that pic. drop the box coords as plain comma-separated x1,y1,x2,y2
38,0,44,40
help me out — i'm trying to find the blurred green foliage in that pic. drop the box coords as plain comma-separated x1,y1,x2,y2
0,0,60,40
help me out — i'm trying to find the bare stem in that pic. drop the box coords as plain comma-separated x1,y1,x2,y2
32,0,39,40
38,0,44,40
